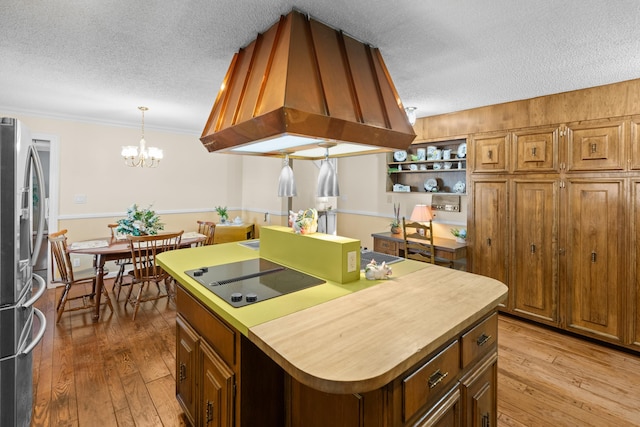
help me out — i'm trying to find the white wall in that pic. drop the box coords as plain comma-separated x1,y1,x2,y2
2,111,466,246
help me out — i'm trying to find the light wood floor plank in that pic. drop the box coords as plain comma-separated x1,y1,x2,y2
31,281,640,426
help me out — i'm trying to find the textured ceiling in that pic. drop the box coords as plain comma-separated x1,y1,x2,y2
2,0,640,135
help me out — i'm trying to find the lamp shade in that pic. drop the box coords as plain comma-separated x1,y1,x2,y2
410,204,433,222
278,155,297,197
317,159,340,197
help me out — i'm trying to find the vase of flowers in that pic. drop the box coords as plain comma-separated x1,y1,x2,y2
390,203,401,234
117,204,164,236
450,228,467,243
215,206,228,224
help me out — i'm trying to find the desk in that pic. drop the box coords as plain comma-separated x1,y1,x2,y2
371,231,467,261
214,223,255,244
68,233,204,321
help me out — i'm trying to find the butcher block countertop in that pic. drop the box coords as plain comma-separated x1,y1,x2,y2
158,241,508,394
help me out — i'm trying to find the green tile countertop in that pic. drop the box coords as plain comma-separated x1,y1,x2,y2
156,241,427,336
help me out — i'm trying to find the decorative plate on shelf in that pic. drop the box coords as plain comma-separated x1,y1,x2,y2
457,143,467,158
393,150,407,162
454,181,466,194
424,178,438,192
433,162,443,170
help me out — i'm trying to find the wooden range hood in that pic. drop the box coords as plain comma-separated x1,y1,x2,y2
200,10,416,159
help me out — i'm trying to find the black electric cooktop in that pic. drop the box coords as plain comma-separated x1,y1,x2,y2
185,258,325,308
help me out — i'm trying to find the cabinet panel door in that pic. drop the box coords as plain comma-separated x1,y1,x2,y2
566,120,625,171
201,341,235,427
414,387,461,427
512,180,559,323
631,118,640,170
633,180,640,348
566,179,625,342
176,316,198,425
471,133,509,173
462,359,497,427
289,380,384,427
512,127,559,172
470,180,509,290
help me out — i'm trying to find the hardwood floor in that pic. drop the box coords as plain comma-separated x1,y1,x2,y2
497,314,640,426
31,281,640,426
31,279,188,427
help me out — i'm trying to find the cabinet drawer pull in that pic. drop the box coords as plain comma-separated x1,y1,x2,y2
206,400,214,424
477,333,492,347
591,143,597,153
482,413,490,427
487,149,493,160
486,238,492,247
179,362,187,382
427,369,448,389
531,147,537,157
530,244,536,254
591,251,597,263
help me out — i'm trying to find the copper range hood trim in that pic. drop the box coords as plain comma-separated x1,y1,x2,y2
200,10,416,158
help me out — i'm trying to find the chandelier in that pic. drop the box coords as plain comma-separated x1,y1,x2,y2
121,106,163,167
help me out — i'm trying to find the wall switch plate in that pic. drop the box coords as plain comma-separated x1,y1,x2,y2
74,194,87,204
347,251,356,272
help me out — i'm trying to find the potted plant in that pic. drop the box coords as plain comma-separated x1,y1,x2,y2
215,206,229,223
390,203,401,234
450,227,467,243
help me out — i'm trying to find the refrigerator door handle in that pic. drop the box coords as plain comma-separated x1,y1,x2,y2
28,145,46,266
23,273,46,308
19,307,46,356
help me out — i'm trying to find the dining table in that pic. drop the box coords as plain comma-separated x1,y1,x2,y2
67,231,205,321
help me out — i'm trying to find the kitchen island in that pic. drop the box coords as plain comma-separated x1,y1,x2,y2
158,239,507,426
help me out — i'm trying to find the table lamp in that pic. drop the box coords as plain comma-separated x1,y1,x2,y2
410,204,433,236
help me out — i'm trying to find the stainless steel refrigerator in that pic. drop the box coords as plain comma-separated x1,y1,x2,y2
0,117,47,427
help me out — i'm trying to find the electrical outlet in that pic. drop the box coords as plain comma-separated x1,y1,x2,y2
347,251,356,272
72,258,80,267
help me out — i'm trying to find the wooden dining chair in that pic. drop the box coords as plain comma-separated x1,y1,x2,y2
402,218,454,268
196,220,216,246
49,229,113,323
107,223,134,300
126,231,183,320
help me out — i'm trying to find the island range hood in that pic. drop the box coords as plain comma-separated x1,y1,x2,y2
200,10,416,159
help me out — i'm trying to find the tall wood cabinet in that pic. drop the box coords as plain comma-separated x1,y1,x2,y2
633,178,640,349
511,179,558,323
469,180,508,287
565,178,625,342
468,118,635,348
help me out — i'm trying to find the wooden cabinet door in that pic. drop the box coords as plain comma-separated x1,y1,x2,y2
289,380,384,427
512,126,559,172
461,356,497,427
469,180,509,293
471,133,509,173
415,387,461,427
632,180,640,349
631,117,640,170
566,120,625,171
176,316,198,426
511,180,559,323
565,178,625,342
200,341,235,427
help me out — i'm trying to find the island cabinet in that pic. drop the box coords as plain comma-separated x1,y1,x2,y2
175,286,285,427
175,282,501,427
